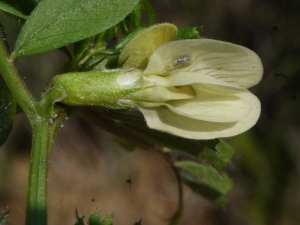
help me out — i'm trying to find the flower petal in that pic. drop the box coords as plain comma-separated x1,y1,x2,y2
143,39,263,88
138,90,260,139
166,92,250,123
126,85,195,102
144,72,245,92
136,87,253,123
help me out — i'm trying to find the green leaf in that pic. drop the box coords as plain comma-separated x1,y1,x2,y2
14,0,139,56
174,27,201,40
0,76,16,147
175,161,232,207
198,140,235,173
215,141,235,169
89,212,101,225
0,1,27,19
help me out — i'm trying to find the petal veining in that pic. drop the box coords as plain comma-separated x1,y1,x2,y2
143,39,263,88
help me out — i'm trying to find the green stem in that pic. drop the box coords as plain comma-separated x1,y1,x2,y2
0,39,66,225
25,113,66,225
26,119,52,225
0,40,37,120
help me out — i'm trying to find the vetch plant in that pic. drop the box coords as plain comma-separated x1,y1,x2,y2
0,0,263,224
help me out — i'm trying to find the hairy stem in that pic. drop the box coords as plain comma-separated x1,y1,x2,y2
26,119,51,225
0,38,66,225
25,113,66,225
0,40,37,120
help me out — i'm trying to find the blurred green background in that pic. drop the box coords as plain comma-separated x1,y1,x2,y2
0,0,300,224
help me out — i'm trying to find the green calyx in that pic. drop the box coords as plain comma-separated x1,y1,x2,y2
39,69,145,118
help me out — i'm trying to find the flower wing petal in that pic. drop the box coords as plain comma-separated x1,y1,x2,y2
136,89,255,123
138,90,260,139
144,72,245,92
143,39,263,88
126,85,195,102
166,92,251,123
138,73,258,123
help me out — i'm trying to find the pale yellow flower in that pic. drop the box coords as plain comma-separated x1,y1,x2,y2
125,39,263,139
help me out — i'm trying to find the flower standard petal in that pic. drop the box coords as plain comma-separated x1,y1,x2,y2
143,39,263,88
